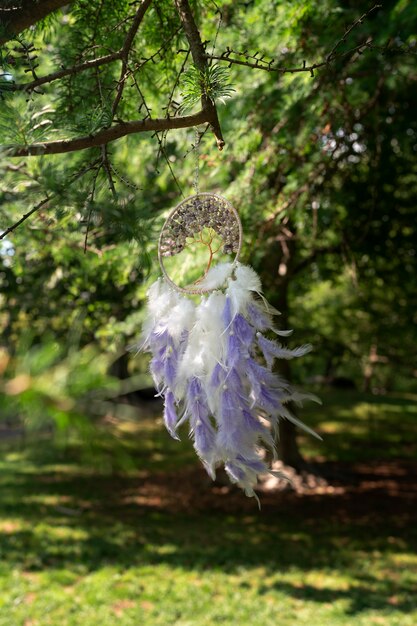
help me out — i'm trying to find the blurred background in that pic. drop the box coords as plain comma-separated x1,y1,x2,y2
0,0,416,624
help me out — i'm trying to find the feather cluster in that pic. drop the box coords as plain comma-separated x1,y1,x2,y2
137,262,320,502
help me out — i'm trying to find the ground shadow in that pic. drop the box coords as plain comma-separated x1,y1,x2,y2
1,454,416,617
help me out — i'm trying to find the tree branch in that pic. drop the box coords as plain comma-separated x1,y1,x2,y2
10,51,122,92
5,109,212,157
0,195,51,240
174,0,225,150
112,0,153,116
0,0,71,45
9,2,153,93
206,40,382,77
206,4,383,78
326,4,381,62
10,26,176,94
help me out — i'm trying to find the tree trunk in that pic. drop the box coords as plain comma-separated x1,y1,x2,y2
363,343,377,392
255,226,306,470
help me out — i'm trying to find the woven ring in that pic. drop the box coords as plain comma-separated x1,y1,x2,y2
158,193,243,295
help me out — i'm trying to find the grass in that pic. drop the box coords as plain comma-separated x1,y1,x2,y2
0,390,416,626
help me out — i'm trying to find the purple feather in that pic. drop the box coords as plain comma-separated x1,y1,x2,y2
186,378,217,459
236,454,267,474
246,360,263,398
219,386,239,423
187,378,211,428
225,367,245,397
163,390,180,440
149,329,171,351
194,419,216,457
150,355,164,382
226,332,242,366
242,409,275,449
257,334,277,369
217,388,248,452
246,303,273,332
164,345,178,388
257,384,284,413
242,408,263,432
233,314,255,347
188,377,203,402
210,362,225,388
246,357,290,391
258,333,312,368
225,461,246,483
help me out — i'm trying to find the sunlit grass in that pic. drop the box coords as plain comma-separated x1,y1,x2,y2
299,390,417,461
0,391,416,625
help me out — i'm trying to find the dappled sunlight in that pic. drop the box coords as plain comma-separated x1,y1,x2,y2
1,392,417,624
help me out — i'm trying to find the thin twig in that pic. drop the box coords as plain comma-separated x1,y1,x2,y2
0,196,51,240
164,48,191,117
206,4,382,77
10,52,122,92
326,4,381,62
101,145,118,199
130,71,184,197
112,0,153,117
206,40,375,76
1,158,101,240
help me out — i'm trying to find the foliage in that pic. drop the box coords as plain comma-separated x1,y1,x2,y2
178,64,235,112
0,339,119,431
0,0,416,461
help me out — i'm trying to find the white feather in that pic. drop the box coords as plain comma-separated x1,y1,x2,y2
147,279,178,317
227,280,252,316
176,293,227,403
196,262,234,290
279,405,322,440
176,317,207,388
272,328,293,337
281,390,322,407
261,298,281,316
165,297,196,344
197,292,227,364
275,344,313,359
235,263,262,293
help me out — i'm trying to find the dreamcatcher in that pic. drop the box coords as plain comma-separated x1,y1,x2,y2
135,132,319,503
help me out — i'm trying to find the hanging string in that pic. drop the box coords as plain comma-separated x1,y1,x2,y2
209,0,223,60
193,127,200,196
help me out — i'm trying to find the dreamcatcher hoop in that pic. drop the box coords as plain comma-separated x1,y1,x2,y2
158,192,243,295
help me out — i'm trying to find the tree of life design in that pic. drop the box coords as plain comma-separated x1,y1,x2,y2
158,193,242,294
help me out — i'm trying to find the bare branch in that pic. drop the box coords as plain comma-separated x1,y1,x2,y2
9,2,153,94
10,26,175,94
174,0,225,150
11,51,122,92
1,157,101,239
5,109,212,157
112,0,153,116
207,4,383,77
0,195,51,240
207,40,376,76
326,4,381,62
